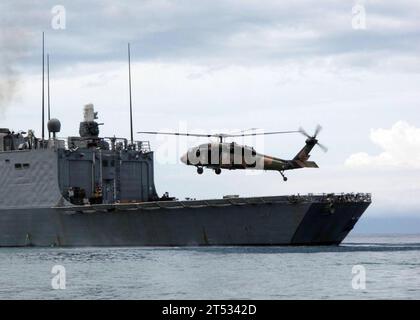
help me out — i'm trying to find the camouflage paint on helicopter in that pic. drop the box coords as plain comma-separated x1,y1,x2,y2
139,125,327,181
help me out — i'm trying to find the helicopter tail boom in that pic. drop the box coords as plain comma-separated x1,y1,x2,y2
293,139,317,163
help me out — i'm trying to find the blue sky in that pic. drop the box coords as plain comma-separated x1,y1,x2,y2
1,1,420,230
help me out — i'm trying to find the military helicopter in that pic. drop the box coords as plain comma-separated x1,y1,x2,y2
137,125,327,181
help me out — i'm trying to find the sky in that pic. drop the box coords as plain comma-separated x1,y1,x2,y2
0,1,420,230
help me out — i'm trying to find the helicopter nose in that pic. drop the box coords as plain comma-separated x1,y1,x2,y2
180,153,188,164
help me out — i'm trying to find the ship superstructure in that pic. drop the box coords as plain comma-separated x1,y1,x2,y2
0,104,157,209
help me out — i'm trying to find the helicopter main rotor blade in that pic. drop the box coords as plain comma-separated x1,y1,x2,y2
137,131,213,138
227,130,299,137
138,130,299,139
229,128,260,135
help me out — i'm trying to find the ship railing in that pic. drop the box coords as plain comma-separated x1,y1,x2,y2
290,193,372,203
102,137,151,152
34,137,151,153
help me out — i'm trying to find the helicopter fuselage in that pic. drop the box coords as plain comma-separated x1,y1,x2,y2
179,135,321,181
141,126,324,180
180,142,291,172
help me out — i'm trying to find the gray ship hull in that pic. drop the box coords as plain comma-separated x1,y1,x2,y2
0,195,370,247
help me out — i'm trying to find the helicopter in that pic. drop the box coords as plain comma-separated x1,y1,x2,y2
137,125,327,181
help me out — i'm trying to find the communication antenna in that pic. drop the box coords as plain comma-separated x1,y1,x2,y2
41,32,45,143
47,54,51,138
128,43,134,145
47,54,51,121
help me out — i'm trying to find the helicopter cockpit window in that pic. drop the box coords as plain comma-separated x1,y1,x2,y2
196,149,201,157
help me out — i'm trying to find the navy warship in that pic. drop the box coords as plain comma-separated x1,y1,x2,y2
0,37,370,247
0,103,371,246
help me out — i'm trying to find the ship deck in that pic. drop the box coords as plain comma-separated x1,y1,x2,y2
57,193,371,213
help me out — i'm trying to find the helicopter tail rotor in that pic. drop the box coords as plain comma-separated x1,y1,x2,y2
298,125,328,153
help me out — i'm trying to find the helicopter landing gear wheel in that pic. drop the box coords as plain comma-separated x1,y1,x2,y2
280,171,288,182
197,167,204,174
215,168,222,175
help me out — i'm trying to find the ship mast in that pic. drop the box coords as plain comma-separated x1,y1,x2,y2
128,43,134,145
47,53,51,138
41,32,45,144
47,54,51,121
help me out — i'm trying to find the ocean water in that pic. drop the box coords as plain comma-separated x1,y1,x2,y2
0,234,419,300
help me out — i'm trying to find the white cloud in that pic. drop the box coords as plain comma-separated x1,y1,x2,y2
345,121,420,168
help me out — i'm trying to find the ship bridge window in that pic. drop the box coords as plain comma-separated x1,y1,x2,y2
14,163,30,170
